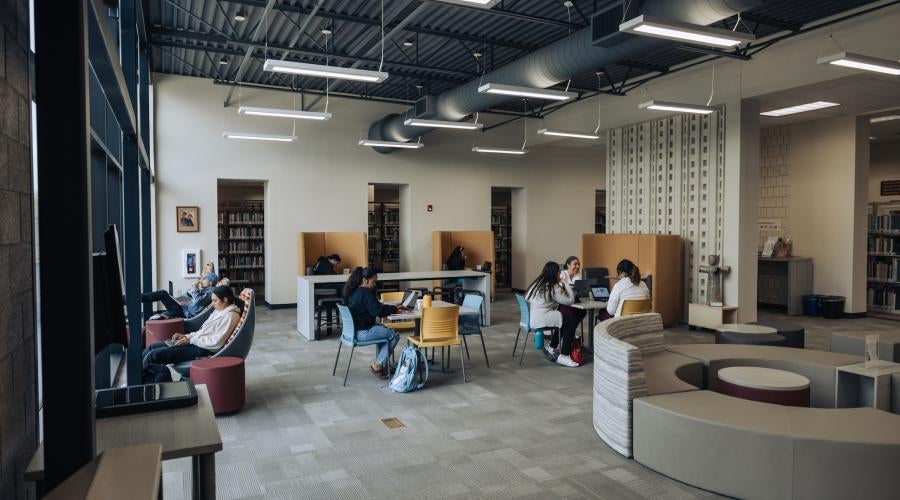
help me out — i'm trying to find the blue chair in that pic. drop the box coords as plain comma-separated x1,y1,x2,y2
459,295,489,368
333,304,395,386
513,294,556,366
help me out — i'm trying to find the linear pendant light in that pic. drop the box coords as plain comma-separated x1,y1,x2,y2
239,106,332,121
760,101,840,117
639,100,715,115
620,15,755,48
478,83,576,101
263,59,389,83
816,52,900,76
472,146,527,155
537,128,600,140
223,131,297,142
358,139,424,149
403,118,483,130
871,115,900,123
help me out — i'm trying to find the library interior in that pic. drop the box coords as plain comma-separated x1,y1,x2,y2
7,0,900,498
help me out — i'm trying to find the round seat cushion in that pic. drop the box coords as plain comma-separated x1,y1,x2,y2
719,331,787,346
715,366,810,407
145,318,183,345
749,321,805,348
190,357,245,415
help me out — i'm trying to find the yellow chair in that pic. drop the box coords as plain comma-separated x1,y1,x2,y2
620,299,652,315
380,292,416,332
407,305,467,383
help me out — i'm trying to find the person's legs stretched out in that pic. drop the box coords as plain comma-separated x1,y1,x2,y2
141,290,185,318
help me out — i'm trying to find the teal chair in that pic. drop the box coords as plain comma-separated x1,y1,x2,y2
459,294,489,368
513,294,556,366
333,304,395,386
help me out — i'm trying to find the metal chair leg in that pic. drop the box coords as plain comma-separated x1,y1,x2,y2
342,345,355,387
459,344,467,383
512,328,521,357
462,335,470,360
479,334,490,368
332,342,343,376
519,331,531,366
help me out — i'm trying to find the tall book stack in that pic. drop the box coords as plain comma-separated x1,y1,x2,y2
867,203,900,319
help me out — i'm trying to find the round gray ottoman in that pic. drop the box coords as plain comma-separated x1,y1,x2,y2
719,331,787,346
750,321,805,348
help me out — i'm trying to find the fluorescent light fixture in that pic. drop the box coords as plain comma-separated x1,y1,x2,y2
478,83,576,101
403,118,483,130
817,52,900,76
871,115,900,123
222,131,297,142
870,136,878,140
440,0,493,5
358,139,424,149
537,128,600,140
760,101,840,117
264,59,389,83
620,15,755,48
472,146,528,155
239,106,332,121
638,100,715,115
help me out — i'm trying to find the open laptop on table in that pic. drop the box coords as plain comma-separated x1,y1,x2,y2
396,289,420,312
572,279,597,300
590,286,610,301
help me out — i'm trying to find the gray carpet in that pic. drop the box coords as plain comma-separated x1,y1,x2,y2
161,294,897,499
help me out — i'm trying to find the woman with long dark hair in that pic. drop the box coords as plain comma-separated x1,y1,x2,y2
605,259,650,317
446,246,466,271
526,261,586,367
343,267,399,379
559,256,582,286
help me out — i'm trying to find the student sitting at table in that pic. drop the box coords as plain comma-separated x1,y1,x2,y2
344,266,400,379
526,261,586,368
313,254,341,275
559,255,582,286
604,259,650,319
446,246,466,270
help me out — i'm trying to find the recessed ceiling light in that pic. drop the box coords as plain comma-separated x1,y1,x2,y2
563,1,574,7
760,101,840,117
359,139,424,149
870,115,900,123
219,57,229,65
321,28,332,35
233,11,247,22
620,15,755,48
817,52,900,76
870,136,878,140
264,59,389,83
478,83,576,101
404,118,483,130
472,146,527,155
403,39,414,47
223,131,297,142
472,52,482,58
638,100,715,115
537,128,600,140
239,106,332,121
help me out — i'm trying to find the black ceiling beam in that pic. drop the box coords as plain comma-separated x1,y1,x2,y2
675,44,751,61
740,13,802,33
219,0,545,51
616,59,669,74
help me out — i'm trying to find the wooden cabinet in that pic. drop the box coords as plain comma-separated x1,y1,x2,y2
689,303,738,330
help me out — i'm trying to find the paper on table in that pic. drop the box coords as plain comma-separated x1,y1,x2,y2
865,334,879,368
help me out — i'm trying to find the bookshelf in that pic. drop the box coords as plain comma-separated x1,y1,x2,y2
218,200,264,301
491,206,511,288
368,202,400,273
595,189,607,234
867,202,900,320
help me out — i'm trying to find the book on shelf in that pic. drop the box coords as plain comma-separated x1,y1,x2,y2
869,213,900,233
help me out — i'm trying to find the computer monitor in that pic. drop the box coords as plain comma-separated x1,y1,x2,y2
92,225,129,354
583,267,609,289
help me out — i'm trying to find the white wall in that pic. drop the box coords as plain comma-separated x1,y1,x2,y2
153,75,604,304
870,142,900,204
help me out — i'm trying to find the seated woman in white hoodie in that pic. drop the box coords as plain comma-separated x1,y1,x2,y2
142,286,242,369
604,259,650,318
527,261,586,368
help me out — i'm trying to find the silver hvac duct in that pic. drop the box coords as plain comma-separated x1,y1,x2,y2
367,0,764,153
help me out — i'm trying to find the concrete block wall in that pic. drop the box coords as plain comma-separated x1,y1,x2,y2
0,0,37,498
758,126,790,249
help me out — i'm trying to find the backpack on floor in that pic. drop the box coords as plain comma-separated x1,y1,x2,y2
389,345,429,393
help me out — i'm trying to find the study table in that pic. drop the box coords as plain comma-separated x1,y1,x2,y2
386,300,479,321
26,385,222,500
297,270,491,340
573,299,607,349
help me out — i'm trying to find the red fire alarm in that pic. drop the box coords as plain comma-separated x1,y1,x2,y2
426,204,433,212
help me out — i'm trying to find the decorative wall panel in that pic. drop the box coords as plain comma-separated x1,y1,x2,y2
758,126,791,248
607,111,726,305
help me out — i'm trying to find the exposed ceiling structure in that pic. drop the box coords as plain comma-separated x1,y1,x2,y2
149,0,891,116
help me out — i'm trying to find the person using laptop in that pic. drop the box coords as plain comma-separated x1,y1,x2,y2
343,266,399,379
605,259,651,318
558,256,582,286
142,271,217,319
526,261,586,368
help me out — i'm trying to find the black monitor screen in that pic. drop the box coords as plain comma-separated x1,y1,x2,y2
93,225,129,354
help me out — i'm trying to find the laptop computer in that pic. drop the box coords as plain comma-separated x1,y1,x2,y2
572,279,596,299
590,287,610,301
399,289,420,310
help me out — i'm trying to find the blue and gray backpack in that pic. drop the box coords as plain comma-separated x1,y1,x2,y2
389,345,429,393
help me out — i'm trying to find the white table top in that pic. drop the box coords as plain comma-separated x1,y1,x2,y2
573,299,607,310
299,270,488,284
718,366,810,391
387,301,478,321
838,360,900,377
716,323,778,335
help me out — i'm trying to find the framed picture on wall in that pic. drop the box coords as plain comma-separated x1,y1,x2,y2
176,206,200,232
182,248,201,278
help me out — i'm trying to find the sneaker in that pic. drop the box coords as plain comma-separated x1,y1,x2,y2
543,346,558,362
556,354,579,368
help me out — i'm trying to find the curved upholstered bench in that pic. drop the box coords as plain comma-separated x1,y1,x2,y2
633,390,900,500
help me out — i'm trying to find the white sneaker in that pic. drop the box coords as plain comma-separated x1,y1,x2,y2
556,354,579,368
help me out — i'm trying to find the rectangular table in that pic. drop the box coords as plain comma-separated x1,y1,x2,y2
573,299,607,349
27,385,222,500
835,360,900,411
387,300,479,321
297,270,491,340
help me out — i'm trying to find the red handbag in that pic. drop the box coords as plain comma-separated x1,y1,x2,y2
570,337,584,365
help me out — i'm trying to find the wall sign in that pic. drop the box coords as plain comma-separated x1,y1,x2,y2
881,180,900,196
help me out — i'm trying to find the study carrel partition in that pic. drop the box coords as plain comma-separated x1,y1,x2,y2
297,232,368,276
432,231,496,294
580,233,682,325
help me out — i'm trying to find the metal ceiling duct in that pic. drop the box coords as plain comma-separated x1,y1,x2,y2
367,0,764,153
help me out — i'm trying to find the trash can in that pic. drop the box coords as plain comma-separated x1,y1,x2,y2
802,295,821,316
821,296,845,319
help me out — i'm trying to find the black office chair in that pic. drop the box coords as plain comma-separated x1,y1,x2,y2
583,267,609,290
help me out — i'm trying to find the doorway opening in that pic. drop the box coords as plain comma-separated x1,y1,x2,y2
217,180,265,303
368,184,401,273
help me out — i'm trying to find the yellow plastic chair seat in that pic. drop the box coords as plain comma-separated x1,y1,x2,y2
407,335,461,348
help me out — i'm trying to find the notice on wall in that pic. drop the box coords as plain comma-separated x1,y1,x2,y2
881,180,900,197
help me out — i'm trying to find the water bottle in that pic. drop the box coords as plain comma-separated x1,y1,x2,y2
534,331,544,349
